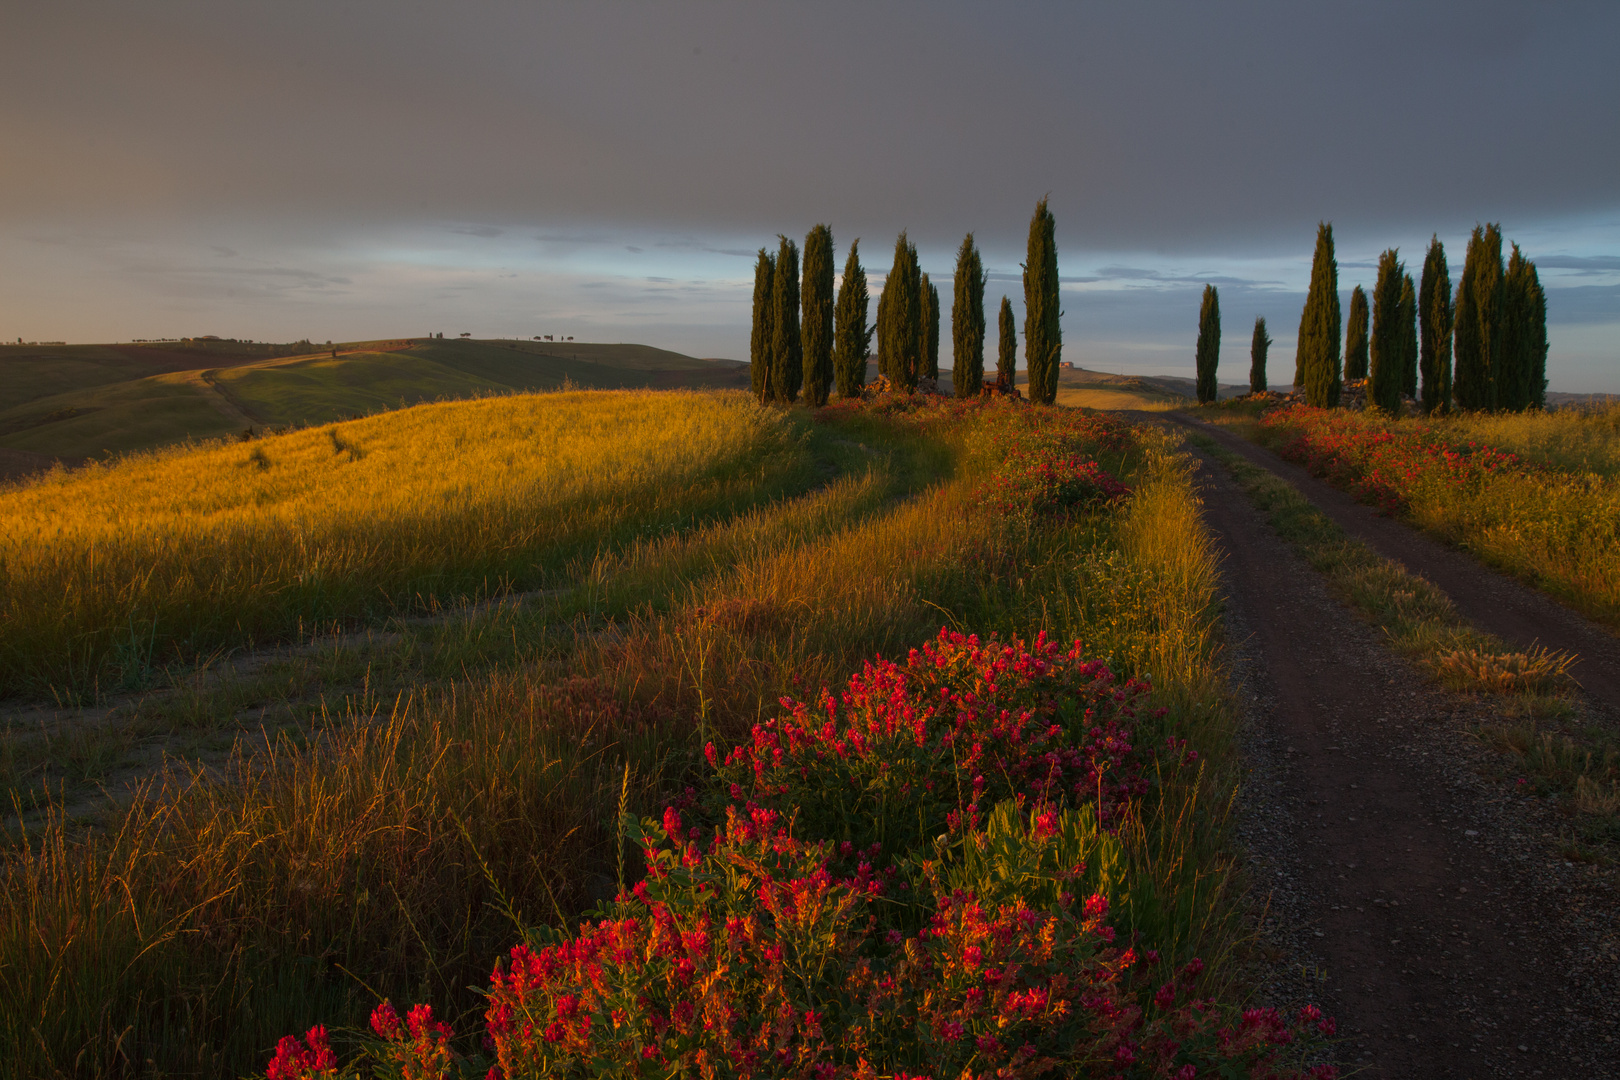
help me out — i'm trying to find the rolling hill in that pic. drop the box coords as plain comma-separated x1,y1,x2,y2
0,338,749,473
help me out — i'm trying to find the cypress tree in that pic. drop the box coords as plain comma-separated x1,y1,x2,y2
1022,198,1061,404
1399,273,1418,401
833,239,872,398
1195,284,1220,404
875,277,891,381
1528,258,1548,410
997,296,1017,390
1368,248,1405,414
1454,224,1504,412
1344,286,1370,381
1296,222,1342,407
771,235,802,404
1419,236,1453,415
801,224,835,407
951,233,986,398
751,248,776,404
879,232,922,389
1250,316,1271,394
920,274,940,383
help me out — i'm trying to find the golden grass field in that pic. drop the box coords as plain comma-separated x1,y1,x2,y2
0,388,1242,1077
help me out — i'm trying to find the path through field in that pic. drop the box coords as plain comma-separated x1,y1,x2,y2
1155,415,1620,1077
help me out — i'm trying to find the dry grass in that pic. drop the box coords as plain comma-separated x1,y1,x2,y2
0,396,1243,1076
0,390,812,698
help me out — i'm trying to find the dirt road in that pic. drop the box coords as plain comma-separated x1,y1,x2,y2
1168,428,1619,1077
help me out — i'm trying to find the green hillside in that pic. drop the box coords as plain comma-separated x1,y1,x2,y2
0,338,749,470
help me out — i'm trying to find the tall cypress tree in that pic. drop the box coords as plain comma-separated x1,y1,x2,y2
1454,223,1504,412
834,239,872,398
771,235,802,404
1399,273,1418,401
1368,248,1405,414
1296,222,1342,407
997,296,1017,390
920,274,940,382
951,233,986,398
1527,258,1548,410
1344,285,1370,381
1419,235,1453,415
880,232,921,389
1023,198,1061,404
1195,285,1220,404
801,224,835,407
1250,316,1271,394
751,248,776,404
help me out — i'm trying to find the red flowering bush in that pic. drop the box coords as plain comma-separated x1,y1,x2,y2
985,448,1132,520
707,629,1154,865
1260,405,1538,515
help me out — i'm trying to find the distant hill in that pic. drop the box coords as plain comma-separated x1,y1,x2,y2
0,338,749,473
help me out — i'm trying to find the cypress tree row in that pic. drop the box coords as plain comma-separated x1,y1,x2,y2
771,235,802,404
833,239,872,398
1344,286,1370,381
1296,222,1342,407
1398,273,1418,401
1250,316,1271,394
1368,248,1405,414
801,224,835,407
951,233,986,398
1419,236,1453,415
921,274,940,382
1454,223,1504,412
1022,198,1061,404
997,296,1017,390
1195,285,1220,404
880,232,922,389
751,248,776,404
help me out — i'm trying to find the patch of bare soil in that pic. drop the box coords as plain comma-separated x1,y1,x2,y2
1184,443,1618,1077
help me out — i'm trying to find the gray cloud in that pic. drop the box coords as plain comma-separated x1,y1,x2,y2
1534,255,1620,274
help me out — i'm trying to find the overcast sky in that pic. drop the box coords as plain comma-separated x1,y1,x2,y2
3,1,1617,389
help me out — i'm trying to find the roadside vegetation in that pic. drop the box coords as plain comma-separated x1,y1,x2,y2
0,387,1332,1077
1238,404,1620,632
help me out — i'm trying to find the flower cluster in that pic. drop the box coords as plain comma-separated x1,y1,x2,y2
708,628,1153,862
1260,405,1538,515
267,627,1336,1080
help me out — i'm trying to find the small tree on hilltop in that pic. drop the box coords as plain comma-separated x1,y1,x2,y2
1195,284,1220,404
834,239,872,398
1023,198,1062,404
1368,248,1405,414
751,247,776,404
920,274,940,383
771,235,802,404
951,233,986,398
1344,285,1370,382
1296,222,1342,407
1419,235,1453,415
1250,316,1271,394
997,296,1017,391
1398,272,1418,402
801,224,835,407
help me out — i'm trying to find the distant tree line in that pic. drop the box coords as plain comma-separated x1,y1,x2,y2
1205,221,1546,414
748,200,1065,405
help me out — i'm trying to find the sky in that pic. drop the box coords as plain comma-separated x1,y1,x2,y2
3,2,1617,390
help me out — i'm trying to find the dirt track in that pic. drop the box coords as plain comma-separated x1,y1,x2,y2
1160,419,1619,1077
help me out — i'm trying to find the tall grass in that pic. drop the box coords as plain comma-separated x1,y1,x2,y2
1433,400,1620,476
0,391,812,697
0,396,1240,1077
1253,405,1620,630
